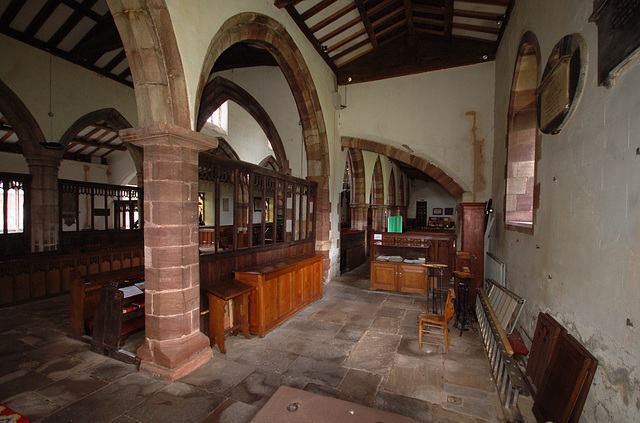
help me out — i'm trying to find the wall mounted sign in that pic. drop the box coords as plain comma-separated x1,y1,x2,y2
537,35,587,134
590,0,640,86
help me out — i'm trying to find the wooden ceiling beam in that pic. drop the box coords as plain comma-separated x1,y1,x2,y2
48,0,99,48
374,19,406,39
453,22,500,35
412,4,445,15
457,0,509,6
403,0,414,34
102,49,126,73
1,131,15,143
413,16,445,28
444,0,454,38
332,38,370,61
69,138,126,151
0,0,25,27
327,28,366,53
318,15,360,44
59,0,107,22
70,19,121,61
24,0,60,37
368,0,398,17
274,0,301,7
414,26,446,36
284,5,337,71
454,9,504,21
310,3,356,33
354,0,378,48
300,0,337,21
371,7,405,32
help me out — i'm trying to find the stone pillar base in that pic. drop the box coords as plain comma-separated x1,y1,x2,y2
138,331,212,381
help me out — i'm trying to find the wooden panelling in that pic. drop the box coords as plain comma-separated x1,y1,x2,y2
371,261,399,292
0,246,144,307
235,254,323,337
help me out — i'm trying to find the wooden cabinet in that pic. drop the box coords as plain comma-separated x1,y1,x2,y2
235,254,322,337
371,261,427,295
457,203,485,306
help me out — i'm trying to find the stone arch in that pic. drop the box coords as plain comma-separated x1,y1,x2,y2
209,137,241,161
197,76,289,173
106,0,189,127
60,108,142,185
259,155,280,172
346,148,365,205
388,168,396,206
371,156,384,206
0,78,47,156
398,174,405,207
342,136,465,199
196,13,331,268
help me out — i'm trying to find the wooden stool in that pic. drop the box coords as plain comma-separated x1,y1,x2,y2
206,279,254,354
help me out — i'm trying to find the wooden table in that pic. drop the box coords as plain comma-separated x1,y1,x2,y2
205,279,254,354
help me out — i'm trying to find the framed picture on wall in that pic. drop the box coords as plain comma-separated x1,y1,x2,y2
433,208,443,215
444,207,454,215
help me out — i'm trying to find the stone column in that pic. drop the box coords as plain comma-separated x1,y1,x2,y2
120,124,217,381
25,152,62,252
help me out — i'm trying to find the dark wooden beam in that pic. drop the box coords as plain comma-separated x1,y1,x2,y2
102,49,127,73
0,0,25,27
48,0,99,48
495,0,515,48
413,4,445,15
310,3,356,33
454,9,504,21
69,138,126,151
355,0,378,48
459,0,509,6
332,38,370,61
274,0,301,8
318,15,360,44
453,22,500,35
284,5,337,72
371,7,405,32
59,0,107,22
444,0,454,38
413,16,445,28
24,0,60,37
70,20,122,61
403,0,414,34
300,0,337,21
327,28,366,54
0,26,133,87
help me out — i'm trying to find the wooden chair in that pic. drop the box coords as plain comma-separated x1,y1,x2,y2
418,289,455,352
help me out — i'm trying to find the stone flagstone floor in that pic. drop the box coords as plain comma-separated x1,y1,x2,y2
0,264,507,423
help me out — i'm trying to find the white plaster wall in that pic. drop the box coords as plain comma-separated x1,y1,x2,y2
338,63,495,200
0,34,137,144
211,68,305,175
407,180,456,221
0,152,28,174
59,160,109,184
107,151,137,186
491,1,640,421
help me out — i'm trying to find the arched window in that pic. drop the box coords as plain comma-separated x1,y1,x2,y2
505,33,540,232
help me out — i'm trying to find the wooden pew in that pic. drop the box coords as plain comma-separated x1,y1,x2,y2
69,266,144,341
90,278,145,364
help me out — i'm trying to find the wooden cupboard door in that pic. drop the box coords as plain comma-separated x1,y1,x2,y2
312,259,323,298
277,273,293,318
399,264,426,294
292,267,304,308
262,278,279,327
371,262,397,291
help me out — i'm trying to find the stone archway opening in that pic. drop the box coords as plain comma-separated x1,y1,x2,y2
196,13,332,275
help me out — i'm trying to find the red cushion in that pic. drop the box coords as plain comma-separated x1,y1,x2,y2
508,328,529,356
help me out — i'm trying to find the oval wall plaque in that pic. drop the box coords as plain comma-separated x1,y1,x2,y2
537,34,587,134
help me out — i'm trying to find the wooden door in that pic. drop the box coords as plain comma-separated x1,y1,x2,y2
370,262,397,291
399,264,426,294
276,272,293,318
262,277,278,328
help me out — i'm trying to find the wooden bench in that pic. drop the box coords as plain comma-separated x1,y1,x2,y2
69,266,144,341
205,279,254,353
90,278,145,364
